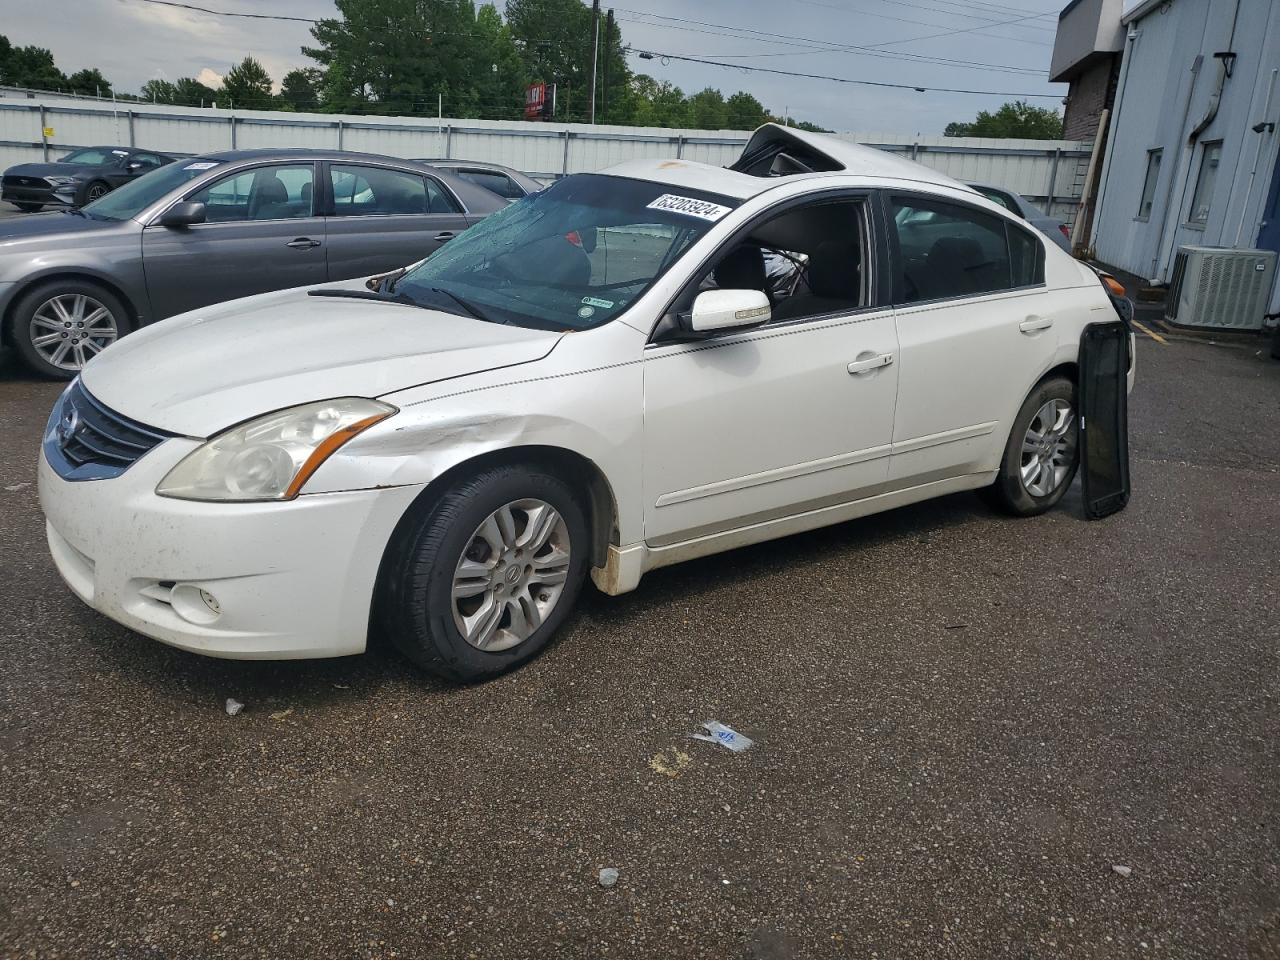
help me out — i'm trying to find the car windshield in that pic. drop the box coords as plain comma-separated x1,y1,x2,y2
60,147,127,166
83,159,223,222
394,174,738,331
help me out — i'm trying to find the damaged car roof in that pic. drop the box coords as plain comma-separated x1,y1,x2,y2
600,123,972,200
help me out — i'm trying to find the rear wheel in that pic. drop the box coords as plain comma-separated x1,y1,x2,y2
14,202,43,213
9,280,131,380
379,464,590,682
986,375,1078,516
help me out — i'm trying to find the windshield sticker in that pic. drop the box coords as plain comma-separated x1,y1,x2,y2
577,305,596,319
581,296,614,309
111,149,129,155
184,161,219,170
646,194,731,222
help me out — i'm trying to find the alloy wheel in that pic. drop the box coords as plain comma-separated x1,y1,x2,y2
450,498,572,652
86,183,108,201
29,294,119,372
1019,398,1075,497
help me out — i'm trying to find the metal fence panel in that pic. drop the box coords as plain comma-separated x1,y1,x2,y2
0,94,1092,224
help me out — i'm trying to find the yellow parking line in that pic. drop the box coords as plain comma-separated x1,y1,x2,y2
1131,319,1167,344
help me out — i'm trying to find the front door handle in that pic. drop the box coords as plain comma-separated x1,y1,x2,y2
286,237,321,249
1019,315,1054,334
847,352,895,375
434,231,457,243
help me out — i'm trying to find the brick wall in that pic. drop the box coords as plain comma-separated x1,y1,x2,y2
1063,56,1120,141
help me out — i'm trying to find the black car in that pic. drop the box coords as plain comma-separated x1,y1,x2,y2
2,146,176,211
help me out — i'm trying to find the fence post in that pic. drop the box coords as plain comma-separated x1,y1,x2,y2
127,110,135,147
1046,146,1061,212
911,142,920,161
39,104,48,160
229,114,236,149
336,119,344,150
676,135,684,159
444,125,453,159
561,129,571,177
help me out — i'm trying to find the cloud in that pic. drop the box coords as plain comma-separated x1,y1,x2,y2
196,68,224,89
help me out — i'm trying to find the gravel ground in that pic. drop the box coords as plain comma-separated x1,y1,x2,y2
0,331,1277,960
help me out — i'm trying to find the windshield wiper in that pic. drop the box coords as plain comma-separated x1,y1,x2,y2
307,289,427,306
426,287,499,325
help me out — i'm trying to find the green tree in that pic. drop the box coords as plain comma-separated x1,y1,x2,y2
280,67,322,110
140,78,178,103
726,91,769,130
945,100,1062,139
0,39,65,90
688,88,727,130
222,56,274,109
627,75,688,128
66,67,112,98
174,76,217,106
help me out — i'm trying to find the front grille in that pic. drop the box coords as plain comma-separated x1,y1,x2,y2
44,380,175,481
2,175,47,188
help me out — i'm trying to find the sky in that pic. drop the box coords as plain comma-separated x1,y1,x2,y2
2,0,1073,135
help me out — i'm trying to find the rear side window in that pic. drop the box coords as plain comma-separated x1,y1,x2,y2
891,196,1043,304
330,164,461,216
457,169,524,199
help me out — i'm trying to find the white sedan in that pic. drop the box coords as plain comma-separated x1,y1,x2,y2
38,125,1134,681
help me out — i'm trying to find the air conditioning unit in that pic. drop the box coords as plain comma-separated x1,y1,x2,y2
1165,246,1276,330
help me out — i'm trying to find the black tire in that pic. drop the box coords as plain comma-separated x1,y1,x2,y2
9,279,133,380
379,464,590,682
984,375,1079,517
82,180,110,204
1270,321,1280,361
14,202,43,212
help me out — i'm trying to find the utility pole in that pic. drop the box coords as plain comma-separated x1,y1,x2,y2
589,0,600,124
601,9,614,124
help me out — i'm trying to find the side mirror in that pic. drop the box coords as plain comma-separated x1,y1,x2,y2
688,288,771,333
158,201,206,228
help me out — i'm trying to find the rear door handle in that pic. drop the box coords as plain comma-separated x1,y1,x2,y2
847,352,895,375
434,231,457,243
1019,315,1054,334
287,237,321,249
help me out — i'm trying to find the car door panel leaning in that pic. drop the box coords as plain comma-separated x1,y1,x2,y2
38,124,1134,681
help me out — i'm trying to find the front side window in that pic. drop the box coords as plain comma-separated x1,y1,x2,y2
892,196,1041,303
394,174,737,331
1188,141,1222,224
692,198,869,324
1138,149,1162,219
190,164,315,222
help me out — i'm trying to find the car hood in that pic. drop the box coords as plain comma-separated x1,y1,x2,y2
79,284,564,437
0,210,126,244
5,162,102,179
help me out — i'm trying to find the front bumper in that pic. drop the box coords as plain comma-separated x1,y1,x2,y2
1,183,73,206
38,439,424,659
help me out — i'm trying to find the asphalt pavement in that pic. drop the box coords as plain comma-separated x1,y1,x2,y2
1,331,1278,959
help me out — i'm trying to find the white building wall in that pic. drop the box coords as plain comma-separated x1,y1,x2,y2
1092,0,1280,312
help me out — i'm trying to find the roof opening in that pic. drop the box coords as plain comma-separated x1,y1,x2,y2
729,124,846,178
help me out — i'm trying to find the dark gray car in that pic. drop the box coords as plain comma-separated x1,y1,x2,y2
0,148,507,378
967,181,1073,253
413,159,544,202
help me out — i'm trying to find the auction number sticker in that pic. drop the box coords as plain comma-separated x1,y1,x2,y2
184,161,219,170
646,194,731,221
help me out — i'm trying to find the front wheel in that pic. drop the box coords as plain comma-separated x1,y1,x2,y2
9,280,131,380
985,375,1079,516
82,181,110,204
379,464,590,682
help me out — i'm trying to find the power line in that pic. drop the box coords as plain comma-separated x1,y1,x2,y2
784,0,1056,37
632,49,1063,98
124,0,318,22
863,8,1059,49
615,10,1049,75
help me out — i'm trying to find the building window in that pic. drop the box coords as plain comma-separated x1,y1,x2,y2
1187,141,1222,224
1137,149,1162,220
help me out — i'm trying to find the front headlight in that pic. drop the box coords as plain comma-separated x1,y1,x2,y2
46,176,78,185
156,398,396,502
